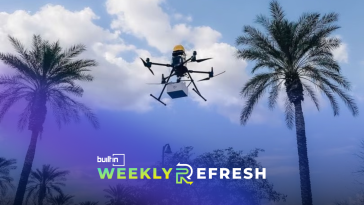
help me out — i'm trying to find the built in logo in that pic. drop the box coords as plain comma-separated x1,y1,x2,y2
97,154,125,167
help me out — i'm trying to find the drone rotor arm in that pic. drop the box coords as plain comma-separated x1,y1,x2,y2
140,57,172,75
198,71,226,81
150,62,172,67
188,70,211,74
182,56,192,65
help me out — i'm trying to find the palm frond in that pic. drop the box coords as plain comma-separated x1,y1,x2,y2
0,158,16,196
240,77,279,125
26,164,70,203
301,82,320,111
268,79,283,109
270,0,285,22
241,73,281,97
48,88,99,128
0,34,99,134
236,1,357,125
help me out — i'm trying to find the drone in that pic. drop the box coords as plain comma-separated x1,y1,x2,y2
140,45,225,106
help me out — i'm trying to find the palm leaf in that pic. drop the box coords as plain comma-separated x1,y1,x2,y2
236,1,358,126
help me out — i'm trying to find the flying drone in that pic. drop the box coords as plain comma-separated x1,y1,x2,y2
140,45,225,106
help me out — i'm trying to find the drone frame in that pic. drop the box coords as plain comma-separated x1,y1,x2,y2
141,52,224,106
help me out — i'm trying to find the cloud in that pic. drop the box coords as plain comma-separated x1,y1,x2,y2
106,0,222,53
173,13,193,22
0,1,252,123
0,5,119,49
2,0,300,127
0,1,352,125
183,43,249,123
0,4,157,112
104,0,253,123
333,42,349,63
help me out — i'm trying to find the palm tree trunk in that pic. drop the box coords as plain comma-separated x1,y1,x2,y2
294,101,313,205
38,184,46,205
13,130,39,205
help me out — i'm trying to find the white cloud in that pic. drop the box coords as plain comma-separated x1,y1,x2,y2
0,5,119,49
173,13,192,22
0,1,352,125
174,13,183,20
333,42,349,63
104,0,251,123
0,1,252,123
183,43,248,123
0,5,158,112
106,0,221,53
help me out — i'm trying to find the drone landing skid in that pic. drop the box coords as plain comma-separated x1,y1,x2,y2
192,88,207,101
150,94,166,106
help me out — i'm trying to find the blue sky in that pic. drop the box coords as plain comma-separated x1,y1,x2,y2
0,0,364,204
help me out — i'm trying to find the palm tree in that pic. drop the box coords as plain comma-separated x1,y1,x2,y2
236,1,358,205
104,184,135,205
25,164,69,205
78,201,98,205
0,34,99,205
0,157,16,197
0,196,13,205
47,193,74,205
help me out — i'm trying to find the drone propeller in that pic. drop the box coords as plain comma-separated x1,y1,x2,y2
198,70,226,82
190,51,212,63
194,58,212,63
140,58,154,75
147,74,169,85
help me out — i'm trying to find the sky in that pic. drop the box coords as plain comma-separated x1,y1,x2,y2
0,0,364,204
